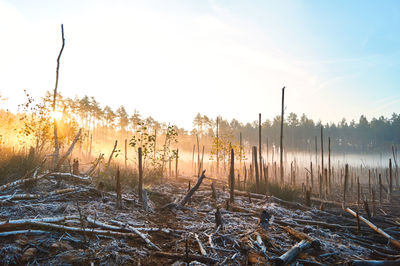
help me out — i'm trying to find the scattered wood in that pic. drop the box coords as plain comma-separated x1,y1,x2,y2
178,170,206,208
152,251,218,264
345,208,400,249
272,239,311,265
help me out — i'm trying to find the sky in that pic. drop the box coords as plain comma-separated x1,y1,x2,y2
0,0,399,129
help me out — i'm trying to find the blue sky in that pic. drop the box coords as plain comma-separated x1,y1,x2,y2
0,0,399,129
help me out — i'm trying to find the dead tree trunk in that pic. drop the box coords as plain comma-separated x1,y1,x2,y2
344,164,349,206
138,147,143,203
230,148,235,203
175,148,179,179
253,146,260,193
106,140,118,172
52,24,65,168
178,170,206,208
280,86,285,184
259,113,262,179
216,117,219,175
116,167,122,209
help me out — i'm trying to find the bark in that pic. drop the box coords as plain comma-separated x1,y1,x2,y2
345,208,400,249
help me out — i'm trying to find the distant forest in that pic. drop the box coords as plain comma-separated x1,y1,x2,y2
1,92,399,153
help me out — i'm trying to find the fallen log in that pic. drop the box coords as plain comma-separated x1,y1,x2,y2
49,172,92,184
234,190,265,200
0,230,50,236
152,251,218,264
26,220,140,239
110,219,161,250
0,188,78,202
194,233,208,256
0,193,40,201
281,226,321,250
348,259,400,266
86,217,124,231
0,215,78,228
0,172,52,192
311,197,343,207
345,208,400,249
272,239,311,265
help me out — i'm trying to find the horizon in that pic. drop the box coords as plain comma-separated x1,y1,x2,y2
1,0,400,130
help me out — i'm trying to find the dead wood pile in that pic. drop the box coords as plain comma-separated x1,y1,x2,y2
0,170,399,265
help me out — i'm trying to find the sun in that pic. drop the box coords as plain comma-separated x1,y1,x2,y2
50,110,63,120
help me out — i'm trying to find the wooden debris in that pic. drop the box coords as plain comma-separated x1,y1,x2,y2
272,239,311,265
194,233,208,256
178,170,206,208
345,208,400,249
152,251,218,264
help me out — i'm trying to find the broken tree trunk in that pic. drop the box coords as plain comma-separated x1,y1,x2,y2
85,153,104,176
52,24,65,168
345,208,400,249
272,239,311,265
178,170,206,208
105,140,118,172
54,128,82,171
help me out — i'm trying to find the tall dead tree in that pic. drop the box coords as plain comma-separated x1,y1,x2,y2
320,126,324,193
253,146,260,193
52,24,65,167
239,132,243,176
344,164,349,206
259,113,262,179
389,159,393,202
216,117,219,175
280,86,285,184
229,148,235,203
328,137,331,194
138,147,143,203
175,149,179,178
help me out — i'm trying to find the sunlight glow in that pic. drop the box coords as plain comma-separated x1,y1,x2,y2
50,110,63,121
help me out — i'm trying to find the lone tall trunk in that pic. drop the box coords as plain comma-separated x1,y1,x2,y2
239,132,242,176
259,113,262,179
320,126,324,193
280,87,285,184
52,24,65,167
138,147,143,203
229,148,235,203
216,117,219,175
253,146,260,193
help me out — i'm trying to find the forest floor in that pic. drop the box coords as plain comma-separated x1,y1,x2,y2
0,171,399,265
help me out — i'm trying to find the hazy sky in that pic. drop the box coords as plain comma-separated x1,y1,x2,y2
1,0,399,129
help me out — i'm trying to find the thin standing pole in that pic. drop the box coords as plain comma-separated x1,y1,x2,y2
138,147,143,203
344,164,349,206
192,144,195,175
230,148,235,203
239,132,242,176
124,139,127,168
280,87,285,184
175,149,179,179
253,146,260,193
259,113,262,179
197,135,200,176
52,24,65,167
216,117,219,175
320,126,324,193
328,137,331,194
